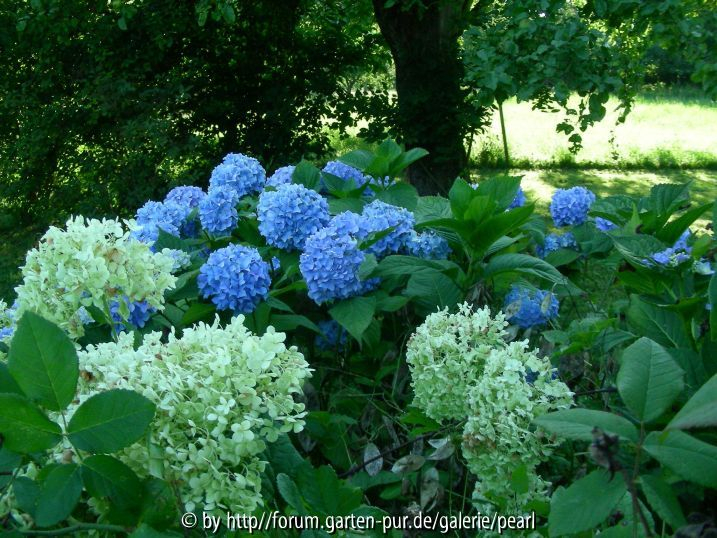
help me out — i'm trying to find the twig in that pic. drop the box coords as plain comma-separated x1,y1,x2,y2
574,387,617,397
339,424,454,479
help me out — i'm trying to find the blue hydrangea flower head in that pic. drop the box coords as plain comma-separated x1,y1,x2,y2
197,244,270,314
360,200,416,258
315,320,349,351
550,187,596,227
109,296,155,333
257,184,330,251
508,187,526,209
165,186,206,209
322,161,368,189
299,228,378,304
649,230,693,267
266,165,295,188
536,232,578,258
199,187,239,236
208,153,266,199
405,231,451,260
327,211,366,237
132,201,192,245
0,326,13,341
503,286,560,329
594,217,617,232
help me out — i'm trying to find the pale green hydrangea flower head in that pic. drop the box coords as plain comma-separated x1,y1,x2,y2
406,303,573,514
14,216,176,338
73,316,312,514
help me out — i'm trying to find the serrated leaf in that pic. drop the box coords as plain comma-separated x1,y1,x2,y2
483,253,567,286
617,337,684,423
82,455,143,524
7,311,78,410
329,296,376,342
34,464,82,527
626,296,691,349
0,393,62,453
67,389,155,453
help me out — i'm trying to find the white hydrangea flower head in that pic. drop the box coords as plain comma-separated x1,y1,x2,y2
13,216,176,338
406,303,573,513
406,303,508,422
73,316,312,514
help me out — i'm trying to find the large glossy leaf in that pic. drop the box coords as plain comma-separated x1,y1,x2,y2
7,311,78,410
668,373,717,430
329,296,376,342
375,182,418,211
0,362,23,396
710,273,717,341
617,337,684,423
643,430,717,488
534,409,638,443
626,296,692,349
403,270,462,311
483,253,566,285
0,393,62,453
549,470,627,536
67,389,155,453
413,196,451,223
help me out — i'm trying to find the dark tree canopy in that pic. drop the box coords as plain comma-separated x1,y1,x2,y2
0,0,391,223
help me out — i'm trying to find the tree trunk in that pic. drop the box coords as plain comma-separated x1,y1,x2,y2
372,0,472,196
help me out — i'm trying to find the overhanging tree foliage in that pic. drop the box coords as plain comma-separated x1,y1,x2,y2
0,0,392,224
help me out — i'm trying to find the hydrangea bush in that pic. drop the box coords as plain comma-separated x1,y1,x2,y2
406,304,573,511
1,142,715,536
74,316,311,514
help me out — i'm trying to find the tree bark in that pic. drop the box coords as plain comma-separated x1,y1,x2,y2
372,0,473,196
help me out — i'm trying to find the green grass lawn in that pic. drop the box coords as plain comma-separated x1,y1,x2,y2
472,87,717,170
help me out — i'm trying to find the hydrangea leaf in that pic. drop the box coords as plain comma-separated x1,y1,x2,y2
626,296,691,348
617,337,684,423
67,389,155,454
329,296,376,342
81,455,143,524
8,311,78,411
640,474,687,530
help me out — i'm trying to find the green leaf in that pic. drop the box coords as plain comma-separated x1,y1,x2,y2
640,475,687,530
276,473,308,515
471,175,521,210
180,302,215,326
358,254,378,280
138,478,179,530
67,389,155,453
328,197,365,215
404,270,462,311
617,337,684,423
710,273,717,341
609,232,667,267
291,159,322,191
270,314,320,334
483,253,566,285
0,362,23,396
374,255,461,278
668,373,717,430
413,196,451,223
82,455,143,523
549,470,627,536
657,202,712,244
388,147,428,176
13,477,40,517
0,393,62,453
376,182,419,211
643,430,717,488
329,296,376,342
338,150,374,172
626,296,691,348
376,295,409,312
534,409,639,443
34,464,83,527
510,464,529,495
448,178,475,219
7,311,79,410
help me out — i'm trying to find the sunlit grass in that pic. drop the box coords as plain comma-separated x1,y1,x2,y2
472,88,717,169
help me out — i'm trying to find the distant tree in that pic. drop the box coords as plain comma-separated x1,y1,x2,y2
370,0,717,193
